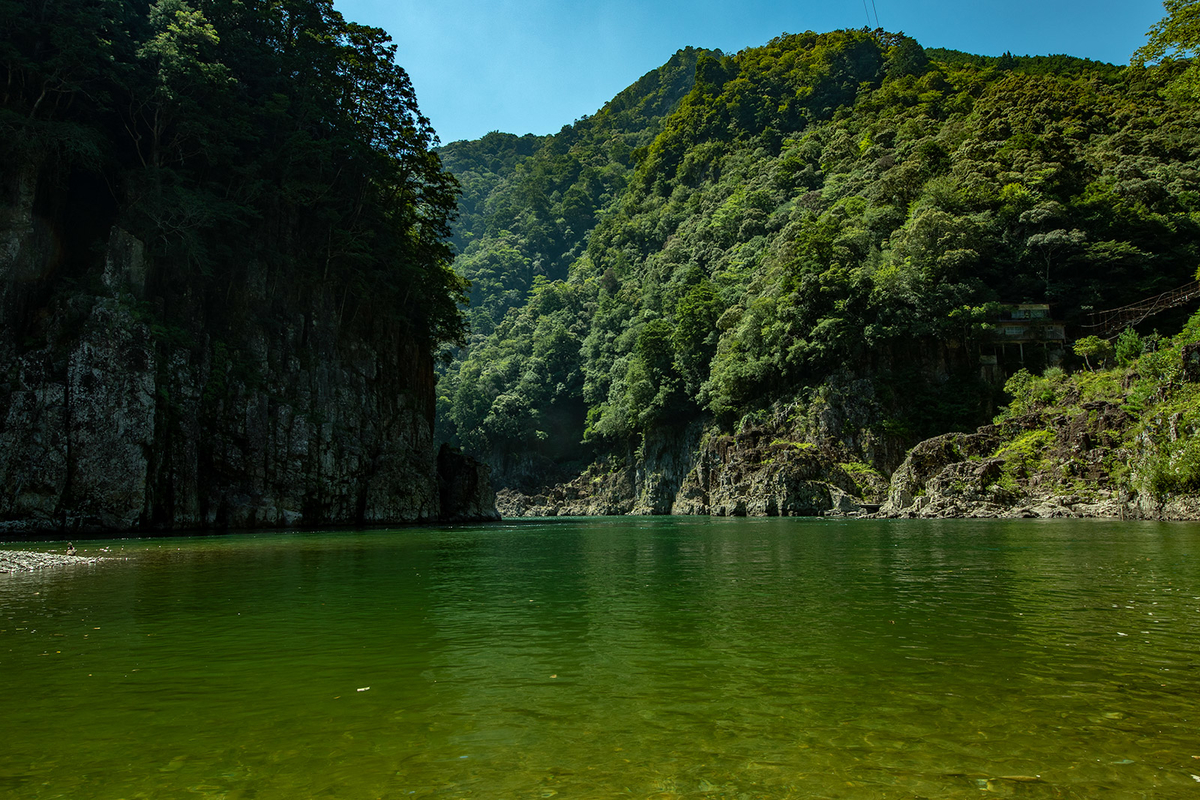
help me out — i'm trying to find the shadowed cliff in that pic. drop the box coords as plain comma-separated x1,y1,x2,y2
0,0,496,534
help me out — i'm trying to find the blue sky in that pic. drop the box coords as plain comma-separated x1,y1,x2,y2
333,0,1168,145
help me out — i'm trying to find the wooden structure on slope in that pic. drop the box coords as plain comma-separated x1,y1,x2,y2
993,304,1066,344
981,303,1066,383
1082,280,1200,338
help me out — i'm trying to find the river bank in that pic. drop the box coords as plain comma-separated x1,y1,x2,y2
0,549,110,573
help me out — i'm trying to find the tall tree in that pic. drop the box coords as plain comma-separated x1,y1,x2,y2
1133,0,1200,100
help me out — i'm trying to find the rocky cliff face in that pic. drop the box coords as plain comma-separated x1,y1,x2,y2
498,386,1200,523
495,415,888,519
493,421,708,517
878,390,1200,521
671,426,870,516
438,445,501,523
491,343,1200,522
1,217,497,535
489,367,949,518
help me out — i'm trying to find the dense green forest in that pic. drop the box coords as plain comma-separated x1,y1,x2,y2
438,47,715,342
1,0,463,351
436,26,1200,492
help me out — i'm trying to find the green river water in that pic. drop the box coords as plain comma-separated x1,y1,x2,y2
2,516,1199,799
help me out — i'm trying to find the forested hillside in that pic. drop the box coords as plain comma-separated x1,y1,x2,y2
436,26,1200,509
438,47,714,343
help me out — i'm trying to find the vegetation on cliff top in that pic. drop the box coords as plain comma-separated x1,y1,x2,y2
2,0,464,349
997,311,1200,502
436,22,1200,488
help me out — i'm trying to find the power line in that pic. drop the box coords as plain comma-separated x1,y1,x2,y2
870,0,880,27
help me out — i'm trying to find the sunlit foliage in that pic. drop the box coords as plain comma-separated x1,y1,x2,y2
438,28,1200,474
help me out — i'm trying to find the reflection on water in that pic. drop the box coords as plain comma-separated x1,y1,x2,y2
2,517,1199,798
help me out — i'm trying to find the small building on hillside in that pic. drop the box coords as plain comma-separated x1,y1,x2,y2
983,303,1066,381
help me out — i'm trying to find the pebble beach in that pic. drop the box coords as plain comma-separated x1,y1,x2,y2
0,549,108,573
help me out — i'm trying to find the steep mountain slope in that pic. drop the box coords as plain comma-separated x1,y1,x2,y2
436,47,715,345
440,29,1200,514
435,47,714,485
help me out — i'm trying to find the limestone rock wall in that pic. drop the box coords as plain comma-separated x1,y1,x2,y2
0,221,496,535
672,426,865,516
495,420,876,518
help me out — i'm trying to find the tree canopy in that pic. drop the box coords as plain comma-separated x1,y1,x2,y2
1134,0,1200,64
1133,0,1200,101
1,0,464,348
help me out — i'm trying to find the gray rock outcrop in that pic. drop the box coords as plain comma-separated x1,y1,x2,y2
874,397,1196,520
1,221,497,534
881,430,1004,516
496,422,878,518
673,426,865,516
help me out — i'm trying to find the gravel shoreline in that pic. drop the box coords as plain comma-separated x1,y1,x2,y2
0,549,109,573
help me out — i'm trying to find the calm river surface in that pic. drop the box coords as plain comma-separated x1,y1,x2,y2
2,517,1200,799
